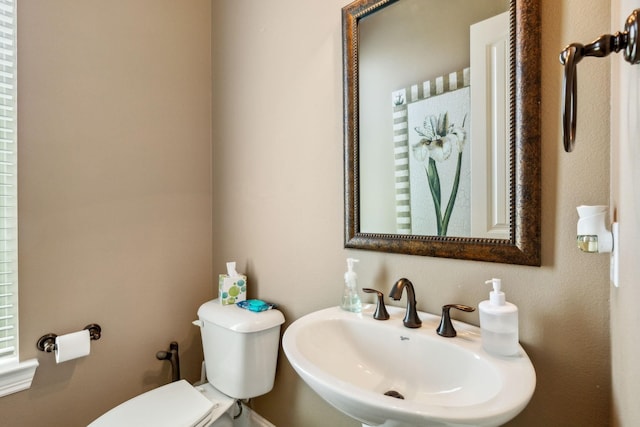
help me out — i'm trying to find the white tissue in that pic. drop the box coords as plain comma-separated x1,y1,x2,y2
55,329,91,364
226,261,239,277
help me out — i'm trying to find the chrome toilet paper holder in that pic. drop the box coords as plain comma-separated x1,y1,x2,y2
36,323,102,353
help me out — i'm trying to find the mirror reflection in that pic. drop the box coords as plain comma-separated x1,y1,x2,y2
358,0,510,238
343,0,541,265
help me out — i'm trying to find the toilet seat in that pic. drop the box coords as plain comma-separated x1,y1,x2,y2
88,380,235,427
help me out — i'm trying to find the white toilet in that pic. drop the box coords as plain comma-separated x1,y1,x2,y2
89,299,285,427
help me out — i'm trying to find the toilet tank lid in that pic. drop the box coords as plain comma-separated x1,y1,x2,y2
197,299,285,333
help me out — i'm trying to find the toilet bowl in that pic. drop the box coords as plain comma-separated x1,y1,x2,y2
88,299,284,427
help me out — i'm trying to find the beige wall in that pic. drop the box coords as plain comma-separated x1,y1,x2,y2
0,0,617,426
213,0,612,426
0,1,213,426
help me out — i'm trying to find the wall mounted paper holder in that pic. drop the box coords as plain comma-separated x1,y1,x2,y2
36,324,102,353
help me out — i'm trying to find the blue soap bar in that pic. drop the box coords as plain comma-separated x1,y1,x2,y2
236,299,277,312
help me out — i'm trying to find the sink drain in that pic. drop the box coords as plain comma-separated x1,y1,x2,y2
384,390,405,399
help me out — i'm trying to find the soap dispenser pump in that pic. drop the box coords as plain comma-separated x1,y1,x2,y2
479,278,519,356
341,258,362,313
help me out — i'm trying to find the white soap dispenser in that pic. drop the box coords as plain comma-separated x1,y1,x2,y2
341,258,362,313
479,278,519,356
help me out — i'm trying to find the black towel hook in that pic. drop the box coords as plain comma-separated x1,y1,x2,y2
559,9,640,152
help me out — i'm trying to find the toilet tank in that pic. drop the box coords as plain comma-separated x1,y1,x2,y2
196,299,285,400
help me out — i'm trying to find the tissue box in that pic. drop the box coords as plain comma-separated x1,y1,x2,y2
218,274,247,305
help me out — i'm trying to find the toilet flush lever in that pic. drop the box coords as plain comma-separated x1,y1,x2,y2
559,9,640,152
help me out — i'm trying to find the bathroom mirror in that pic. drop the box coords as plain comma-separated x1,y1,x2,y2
343,0,541,265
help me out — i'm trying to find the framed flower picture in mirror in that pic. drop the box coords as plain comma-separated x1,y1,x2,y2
392,68,471,237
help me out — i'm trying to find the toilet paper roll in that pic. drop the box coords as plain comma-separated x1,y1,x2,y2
55,329,91,364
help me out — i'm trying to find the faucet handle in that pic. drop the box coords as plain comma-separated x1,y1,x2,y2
362,288,390,320
436,304,475,338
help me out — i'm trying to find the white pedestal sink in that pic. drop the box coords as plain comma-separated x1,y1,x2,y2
282,305,535,427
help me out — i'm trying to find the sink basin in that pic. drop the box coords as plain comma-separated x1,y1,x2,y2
282,305,535,427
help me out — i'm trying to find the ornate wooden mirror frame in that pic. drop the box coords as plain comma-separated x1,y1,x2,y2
343,0,541,265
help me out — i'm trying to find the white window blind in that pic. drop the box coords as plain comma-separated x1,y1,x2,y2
0,0,16,364
0,0,36,396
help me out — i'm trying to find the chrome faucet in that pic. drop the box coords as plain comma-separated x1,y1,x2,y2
389,278,422,328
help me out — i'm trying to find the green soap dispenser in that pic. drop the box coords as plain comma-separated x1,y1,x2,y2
479,278,519,356
341,258,362,313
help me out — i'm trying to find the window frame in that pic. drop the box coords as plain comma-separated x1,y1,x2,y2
0,0,38,398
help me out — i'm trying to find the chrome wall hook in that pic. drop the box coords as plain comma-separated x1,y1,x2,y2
559,9,640,152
